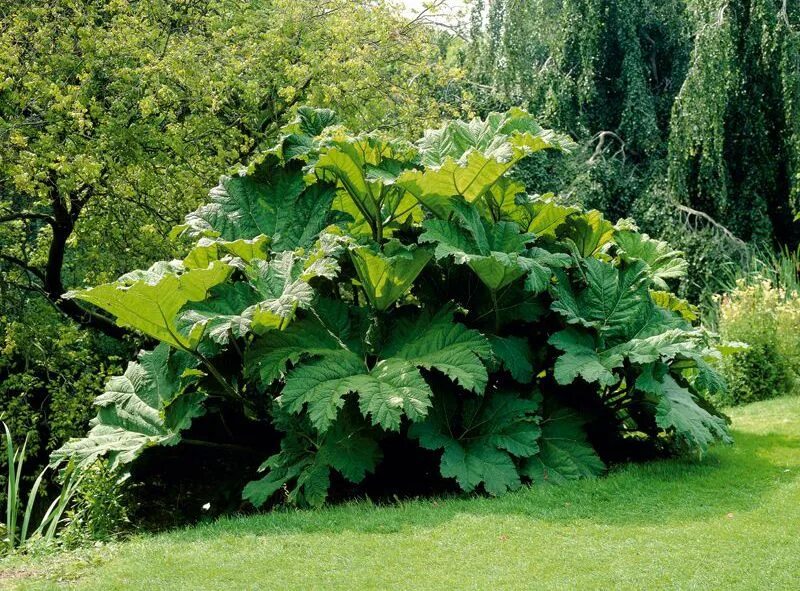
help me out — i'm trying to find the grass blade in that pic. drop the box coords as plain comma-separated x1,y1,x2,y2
20,466,48,545
3,422,19,550
42,469,83,545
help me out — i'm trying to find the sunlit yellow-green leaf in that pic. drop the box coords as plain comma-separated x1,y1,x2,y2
650,290,699,322
350,241,431,311
556,210,615,257
67,261,233,349
183,236,270,269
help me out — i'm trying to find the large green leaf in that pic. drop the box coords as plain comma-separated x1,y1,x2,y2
416,111,513,165
397,152,519,219
355,358,434,431
409,389,541,495
316,138,382,223
637,366,731,456
265,106,339,163
278,351,363,432
416,107,573,166
548,328,623,387
420,200,567,292
522,405,605,484
181,157,339,250
467,252,530,291
613,327,706,366
183,236,270,269
478,190,580,236
273,305,490,431
615,230,688,289
550,259,650,341
556,210,615,257
473,282,548,329
244,250,336,332
398,109,572,218
691,357,728,399
620,291,694,343
244,317,347,386
243,409,380,508
350,240,431,311
654,376,732,454
314,135,420,236
381,306,492,393
489,335,534,383
518,247,571,293
521,196,580,238
286,105,339,137
650,290,699,322
176,282,259,345
309,296,368,353
478,176,527,222
177,245,340,346
279,351,432,433
549,302,704,388
51,345,204,469
67,260,233,349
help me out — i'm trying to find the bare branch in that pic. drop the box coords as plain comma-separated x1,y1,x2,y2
401,0,448,32
587,131,626,165
675,203,748,250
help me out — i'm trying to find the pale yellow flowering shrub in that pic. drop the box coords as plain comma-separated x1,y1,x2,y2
715,278,800,405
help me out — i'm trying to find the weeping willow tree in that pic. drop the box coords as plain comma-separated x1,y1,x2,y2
668,0,800,245
463,0,691,159
460,0,693,226
463,0,800,289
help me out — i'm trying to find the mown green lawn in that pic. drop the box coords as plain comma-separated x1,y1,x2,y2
3,396,799,591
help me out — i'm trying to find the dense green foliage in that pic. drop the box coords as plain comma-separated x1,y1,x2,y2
464,0,687,155
2,423,82,552
59,462,130,546
2,418,129,554
0,305,125,511
0,0,461,491
51,109,731,507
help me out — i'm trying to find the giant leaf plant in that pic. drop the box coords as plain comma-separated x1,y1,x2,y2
54,108,731,508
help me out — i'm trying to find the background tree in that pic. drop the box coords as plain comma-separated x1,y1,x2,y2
668,0,800,244
462,0,690,155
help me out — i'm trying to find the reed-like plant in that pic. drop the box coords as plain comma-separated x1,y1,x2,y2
2,421,82,553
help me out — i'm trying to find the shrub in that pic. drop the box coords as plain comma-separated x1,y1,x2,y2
52,108,731,508
60,462,130,546
715,278,800,405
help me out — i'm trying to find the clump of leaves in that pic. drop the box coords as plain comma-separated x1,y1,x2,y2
53,107,731,507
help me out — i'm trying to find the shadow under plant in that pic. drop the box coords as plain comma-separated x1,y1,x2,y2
146,427,799,541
